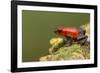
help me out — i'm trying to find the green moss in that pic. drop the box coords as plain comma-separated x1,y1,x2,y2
47,44,90,61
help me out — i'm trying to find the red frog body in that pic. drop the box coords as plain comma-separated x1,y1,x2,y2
54,26,88,46
56,27,80,40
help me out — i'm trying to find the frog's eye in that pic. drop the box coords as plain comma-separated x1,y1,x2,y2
83,30,86,35
80,29,86,35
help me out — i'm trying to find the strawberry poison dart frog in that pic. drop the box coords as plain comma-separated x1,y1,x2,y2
54,27,88,46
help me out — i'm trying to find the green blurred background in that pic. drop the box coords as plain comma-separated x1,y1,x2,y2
22,10,90,62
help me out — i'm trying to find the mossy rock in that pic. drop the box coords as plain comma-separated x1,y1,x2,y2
40,44,90,61
49,44,90,61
